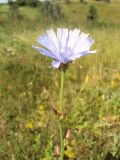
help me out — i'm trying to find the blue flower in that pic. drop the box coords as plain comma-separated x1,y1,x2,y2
33,28,96,68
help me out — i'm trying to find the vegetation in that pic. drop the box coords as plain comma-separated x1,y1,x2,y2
95,0,111,2
41,1,64,20
64,0,71,4
87,4,98,21
16,0,40,7
0,1,120,159
80,0,85,3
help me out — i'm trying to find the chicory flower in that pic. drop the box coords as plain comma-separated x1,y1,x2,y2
33,28,96,68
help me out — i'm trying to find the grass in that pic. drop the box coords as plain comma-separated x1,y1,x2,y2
0,1,120,159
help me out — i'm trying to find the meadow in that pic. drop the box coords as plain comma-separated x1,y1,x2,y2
0,0,120,159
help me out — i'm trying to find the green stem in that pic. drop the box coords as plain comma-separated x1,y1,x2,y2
59,69,65,160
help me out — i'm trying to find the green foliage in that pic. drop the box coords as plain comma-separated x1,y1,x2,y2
87,4,98,21
80,0,87,3
41,2,64,20
95,0,111,2
17,0,26,6
80,0,84,3
8,0,20,20
16,0,39,7
8,0,18,7
8,0,16,5
65,0,71,4
52,3,64,20
41,1,53,17
27,0,39,7
43,137,54,160
104,0,111,3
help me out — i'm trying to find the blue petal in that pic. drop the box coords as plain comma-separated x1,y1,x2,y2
73,32,89,53
46,29,59,51
36,34,59,60
33,28,96,66
32,46,58,59
57,28,69,50
72,50,96,59
51,61,61,68
67,29,80,49
78,37,94,52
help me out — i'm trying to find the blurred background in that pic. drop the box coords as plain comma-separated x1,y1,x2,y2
0,0,120,160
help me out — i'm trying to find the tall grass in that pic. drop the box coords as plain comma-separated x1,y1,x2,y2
0,1,120,159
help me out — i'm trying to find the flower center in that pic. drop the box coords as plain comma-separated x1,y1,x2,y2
60,46,73,63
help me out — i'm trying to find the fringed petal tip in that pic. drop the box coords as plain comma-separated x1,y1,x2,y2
92,49,97,53
88,49,97,54
36,34,45,43
32,45,42,52
33,28,96,69
32,45,39,49
32,45,43,53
